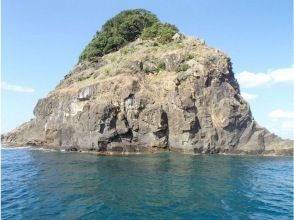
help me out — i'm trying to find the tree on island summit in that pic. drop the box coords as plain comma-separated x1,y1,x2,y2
79,9,179,62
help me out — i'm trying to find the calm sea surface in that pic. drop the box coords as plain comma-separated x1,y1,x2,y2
1,147,293,219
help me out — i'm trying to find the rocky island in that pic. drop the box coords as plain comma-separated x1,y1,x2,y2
2,9,293,155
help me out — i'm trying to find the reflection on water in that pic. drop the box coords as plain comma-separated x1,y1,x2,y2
2,148,293,219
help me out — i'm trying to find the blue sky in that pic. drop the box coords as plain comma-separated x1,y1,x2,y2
2,0,293,139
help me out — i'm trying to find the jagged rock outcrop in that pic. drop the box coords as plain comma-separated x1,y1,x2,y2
2,37,293,155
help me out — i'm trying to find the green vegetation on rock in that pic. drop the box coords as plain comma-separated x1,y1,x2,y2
79,9,178,62
184,53,194,61
175,63,190,72
141,22,178,44
157,61,166,70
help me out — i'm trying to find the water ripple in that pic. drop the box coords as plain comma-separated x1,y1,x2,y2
1,149,293,219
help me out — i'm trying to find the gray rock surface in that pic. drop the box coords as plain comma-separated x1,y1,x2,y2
2,37,293,155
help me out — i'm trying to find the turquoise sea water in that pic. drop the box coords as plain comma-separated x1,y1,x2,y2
1,147,293,220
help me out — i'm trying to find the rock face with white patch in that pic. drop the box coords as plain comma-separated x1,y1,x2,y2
2,37,293,155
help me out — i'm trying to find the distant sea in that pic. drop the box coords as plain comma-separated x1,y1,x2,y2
1,147,293,219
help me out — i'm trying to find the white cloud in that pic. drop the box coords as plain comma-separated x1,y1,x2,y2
282,121,294,130
270,67,294,84
236,66,294,88
236,71,271,88
267,109,294,138
1,81,35,93
241,92,257,101
269,109,294,120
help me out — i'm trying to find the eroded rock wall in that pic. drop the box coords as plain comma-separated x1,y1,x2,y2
2,38,293,155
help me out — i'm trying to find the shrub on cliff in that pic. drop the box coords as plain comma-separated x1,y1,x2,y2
79,9,179,62
141,22,178,44
79,9,158,62
175,63,190,72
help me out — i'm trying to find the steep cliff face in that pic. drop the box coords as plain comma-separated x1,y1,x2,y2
2,37,293,155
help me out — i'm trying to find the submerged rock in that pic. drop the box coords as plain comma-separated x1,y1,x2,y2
2,34,293,156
